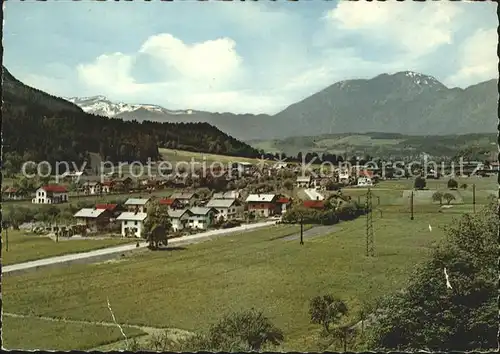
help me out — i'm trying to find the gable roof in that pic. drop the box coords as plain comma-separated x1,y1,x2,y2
124,198,150,205
40,185,68,193
74,208,107,218
303,200,325,209
206,198,237,208
188,207,217,216
168,208,192,219
116,212,148,221
170,192,197,200
95,203,118,211
245,194,276,203
159,198,180,206
358,170,374,177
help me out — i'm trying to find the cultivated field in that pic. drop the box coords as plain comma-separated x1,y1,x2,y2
1,230,135,265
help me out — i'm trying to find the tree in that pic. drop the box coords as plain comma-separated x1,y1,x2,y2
179,309,284,352
331,324,357,352
447,178,458,190
368,199,498,351
283,178,294,191
460,183,468,190
442,192,456,205
432,191,443,205
309,295,348,335
144,200,171,249
413,176,426,190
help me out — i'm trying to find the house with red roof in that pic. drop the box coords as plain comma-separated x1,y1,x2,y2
2,187,26,200
32,185,68,204
276,196,292,214
159,198,184,210
356,170,374,187
303,200,325,210
95,203,123,218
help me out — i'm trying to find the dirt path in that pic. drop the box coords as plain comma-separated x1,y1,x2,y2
3,312,192,338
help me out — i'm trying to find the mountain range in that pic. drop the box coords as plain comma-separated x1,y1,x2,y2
68,71,497,141
2,66,260,171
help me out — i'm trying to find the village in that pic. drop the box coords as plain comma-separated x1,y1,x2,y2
3,156,496,242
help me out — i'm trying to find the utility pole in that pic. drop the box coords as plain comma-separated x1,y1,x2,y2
5,227,9,252
472,183,476,213
410,191,414,220
300,215,304,245
365,188,374,257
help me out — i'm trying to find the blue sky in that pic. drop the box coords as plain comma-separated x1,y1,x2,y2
4,0,497,114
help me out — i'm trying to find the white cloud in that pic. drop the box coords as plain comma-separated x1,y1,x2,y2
11,1,497,114
77,52,137,94
445,28,498,87
138,34,243,85
324,1,463,58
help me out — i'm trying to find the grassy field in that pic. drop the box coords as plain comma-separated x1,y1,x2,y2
340,176,496,206
3,315,145,350
159,148,263,165
3,208,464,351
2,230,135,265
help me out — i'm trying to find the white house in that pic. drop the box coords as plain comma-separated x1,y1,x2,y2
168,209,193,232
212,190,241,200
206,198,243,221
83,181,102,195
170,192,198,206
187,207,217,230
124,198,151,213
32,185,69,204
338,170,351,185
232,161,253,175
116,212,148,238
357,177,373,187
296,176,312,188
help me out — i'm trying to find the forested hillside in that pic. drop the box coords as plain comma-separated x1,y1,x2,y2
2,67,260,174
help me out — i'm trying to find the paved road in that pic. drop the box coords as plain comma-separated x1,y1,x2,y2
304,188,325,200
2,221,277,274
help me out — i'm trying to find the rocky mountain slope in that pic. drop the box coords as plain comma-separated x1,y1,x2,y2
68,71,498,141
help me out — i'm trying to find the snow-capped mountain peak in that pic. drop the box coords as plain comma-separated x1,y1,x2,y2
65,95,194,118
400,71,442,87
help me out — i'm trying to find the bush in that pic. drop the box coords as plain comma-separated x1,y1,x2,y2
447,178,458,190
282,202,364,225
221,220,241,229
414,176,426,190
